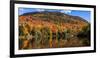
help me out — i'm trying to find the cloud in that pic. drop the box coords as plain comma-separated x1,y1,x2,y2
19,8,24,11
60,10,72,14
36,9,45,12
19,8,26,15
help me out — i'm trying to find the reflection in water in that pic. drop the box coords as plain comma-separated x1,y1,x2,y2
19,28,90,49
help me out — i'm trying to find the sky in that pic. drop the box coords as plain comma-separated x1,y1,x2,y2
18,8,91,22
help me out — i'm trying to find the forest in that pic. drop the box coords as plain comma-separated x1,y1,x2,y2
19,12,90,49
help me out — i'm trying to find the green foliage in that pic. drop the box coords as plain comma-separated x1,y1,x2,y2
81,39,90,46
77,24,90,39
19,25,24,36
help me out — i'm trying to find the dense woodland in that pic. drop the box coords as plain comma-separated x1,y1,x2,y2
19,12,90,49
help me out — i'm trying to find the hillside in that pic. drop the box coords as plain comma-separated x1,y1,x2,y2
19,12,90,49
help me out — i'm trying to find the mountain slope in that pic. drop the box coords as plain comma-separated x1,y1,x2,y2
19,12,90,49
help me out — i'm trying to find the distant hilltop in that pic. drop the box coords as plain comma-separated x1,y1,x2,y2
20,11,89,24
